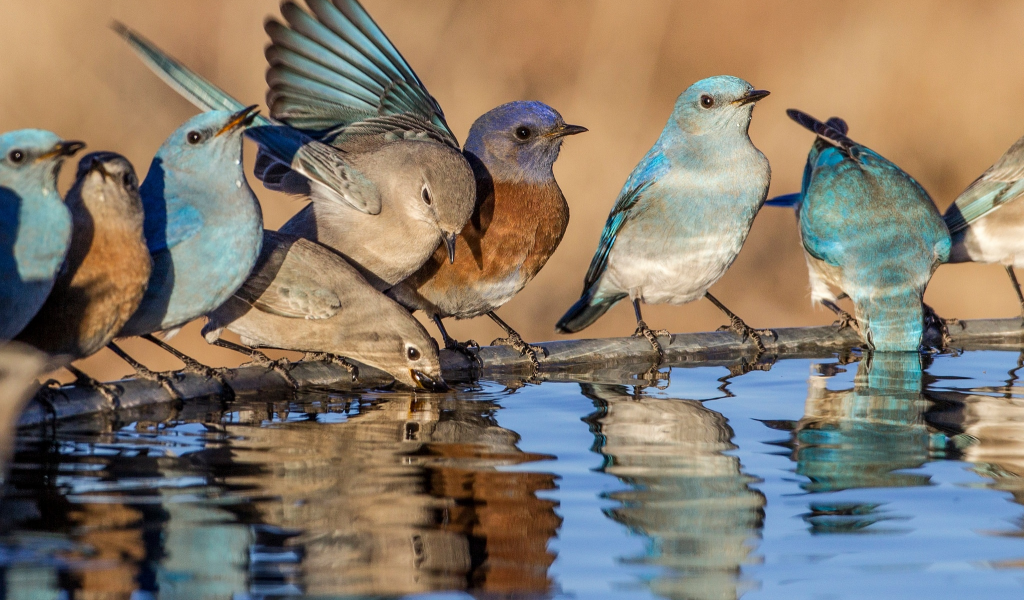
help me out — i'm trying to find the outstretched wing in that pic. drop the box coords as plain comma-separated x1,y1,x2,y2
945,136,1024,234
114,22,383,215
265,0,458,147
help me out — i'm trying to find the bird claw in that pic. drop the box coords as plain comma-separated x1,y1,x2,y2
239,352,300,388
444,338,482,366
130,367,183,401
71,374,123,410
303,352,359,384
832,311,860,333
633,320,666,361
490,333,547,371
719,316,772,353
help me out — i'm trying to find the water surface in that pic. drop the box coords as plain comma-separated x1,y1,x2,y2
4,349,1024,599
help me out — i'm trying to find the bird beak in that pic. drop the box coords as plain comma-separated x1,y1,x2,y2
411,369,450,392
37,140,86,162
89,159,112,181
734,89,770,106
546,123,589,138
443,232,458,264
215,105,260,137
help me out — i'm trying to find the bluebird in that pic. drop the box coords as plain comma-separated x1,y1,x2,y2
779,110,950,351
15,152,150,388
113,107,263,378
116,6,477,291
944,130,1024,321
0,130,82,341
203,230,448,392
557,76,772,357
386,103,586,368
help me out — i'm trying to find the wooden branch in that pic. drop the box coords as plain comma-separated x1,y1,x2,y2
18,318,1024,428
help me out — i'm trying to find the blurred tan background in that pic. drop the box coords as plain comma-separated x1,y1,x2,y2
2,0,1023,380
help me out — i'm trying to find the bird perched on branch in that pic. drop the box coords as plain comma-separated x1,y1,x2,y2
113,108,263,381
944,130,1024,322
115,8,476,292
16,152,151,388
0,130,82,341
778,109,950,351
203,230,449,392
557,76,772,358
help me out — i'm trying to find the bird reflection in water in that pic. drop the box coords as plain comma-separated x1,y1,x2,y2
0,389,560,598
765,352,947,534
582,382,766,600
926,351,1024,541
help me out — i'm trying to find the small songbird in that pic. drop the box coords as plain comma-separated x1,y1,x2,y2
557,76,772,357
203,230,449,392
0,343,47,476
0,130,83,341
116,5,477,291
780,109,950,351
16,152,151,364
944,131,1024,321
115,108,263,374
388,102,586,368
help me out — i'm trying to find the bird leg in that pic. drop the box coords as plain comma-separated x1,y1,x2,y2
107,342,182,400
705,292,774,353
821,299,860,333
140,334,234,397
303,352,359,383
631,299,669,361
65,365,121,409
923,303,959,351
209,338,299,389
432,315,481,365
1006,265,1024,325
487,311,547,371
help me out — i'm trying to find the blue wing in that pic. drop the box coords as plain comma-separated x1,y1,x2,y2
764,193,801,207
143,201,203,254
579,154,666,294
945,139,1024,234
265,0,457,145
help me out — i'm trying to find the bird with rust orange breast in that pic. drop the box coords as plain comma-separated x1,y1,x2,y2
388,101,586,369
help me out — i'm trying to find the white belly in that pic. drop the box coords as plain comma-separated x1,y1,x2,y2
601,238,741,305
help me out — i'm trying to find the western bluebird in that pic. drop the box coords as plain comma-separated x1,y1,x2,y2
113,107,263,379
203,230,448,392
557,76,772,358
116,11,477,291
0,130,83,341
781,109,950,351
16,152,150,372
388,101,586,370
944,131,1024,321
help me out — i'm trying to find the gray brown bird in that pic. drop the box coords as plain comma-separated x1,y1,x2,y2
203,230,448,392
0,342,46,477
17,152,151,367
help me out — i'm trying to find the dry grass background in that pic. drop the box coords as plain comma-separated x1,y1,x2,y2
2,0,1023,381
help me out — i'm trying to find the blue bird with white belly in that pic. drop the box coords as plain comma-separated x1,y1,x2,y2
780,109,950,351
557,76,772,357
114,107,263,378
0,130,83,341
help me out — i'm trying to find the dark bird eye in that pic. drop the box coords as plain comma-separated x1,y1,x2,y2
187,131,203,145
421,186,432,206
700,95,715,108
8,150,24,164
514,126,531,140
122,172,137,190
407,346,421,361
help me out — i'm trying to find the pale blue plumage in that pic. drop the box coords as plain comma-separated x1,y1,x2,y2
784,110,949,351
0,130,82,340
118,108,263,337
558,76,771,352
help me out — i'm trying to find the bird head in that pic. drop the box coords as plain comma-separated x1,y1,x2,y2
147,106,259,182
464,100,586,184
0,130,84,192
71,152,144,224
350,300,449,392
384,141,475,264
672,75,769,136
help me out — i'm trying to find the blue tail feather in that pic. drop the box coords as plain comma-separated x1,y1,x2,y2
556,291,626,334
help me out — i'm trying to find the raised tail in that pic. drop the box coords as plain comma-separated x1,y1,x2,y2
112,22,271,125
555,291,625,334
854,291,924,352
